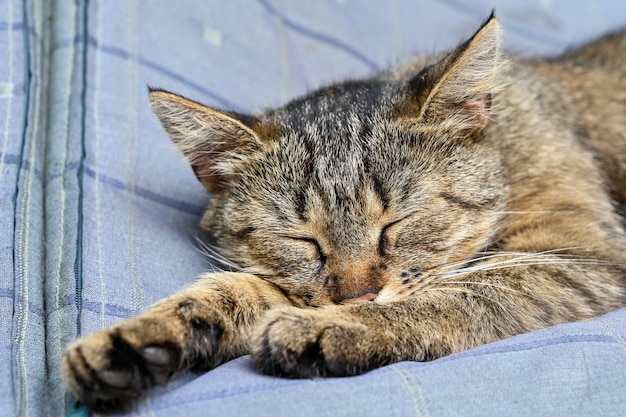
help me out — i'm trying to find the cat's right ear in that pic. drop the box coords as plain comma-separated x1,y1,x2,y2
149,89,263,192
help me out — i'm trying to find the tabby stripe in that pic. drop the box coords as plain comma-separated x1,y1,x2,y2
439,192,483,210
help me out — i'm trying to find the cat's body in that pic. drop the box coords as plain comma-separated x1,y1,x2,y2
63,16,626,412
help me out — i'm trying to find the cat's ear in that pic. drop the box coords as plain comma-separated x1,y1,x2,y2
149,89,264,192
400,13,502,133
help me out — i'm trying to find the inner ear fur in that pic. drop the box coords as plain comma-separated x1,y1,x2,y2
397,13,503,134
149,89,267,192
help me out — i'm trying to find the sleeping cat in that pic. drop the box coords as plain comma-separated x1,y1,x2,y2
62,14,626,412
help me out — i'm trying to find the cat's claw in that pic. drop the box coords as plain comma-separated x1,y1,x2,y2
251,308,373,378
62,318,183,413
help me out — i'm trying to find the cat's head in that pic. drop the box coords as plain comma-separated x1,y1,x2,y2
150,15,508,306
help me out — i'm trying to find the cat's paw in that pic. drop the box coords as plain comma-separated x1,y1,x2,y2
62,316,184,413
250,308,374,378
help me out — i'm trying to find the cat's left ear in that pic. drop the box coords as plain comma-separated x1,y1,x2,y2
399,13,502,134
149,89,265,192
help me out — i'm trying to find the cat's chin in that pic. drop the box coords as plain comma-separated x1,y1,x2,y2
369,288,406,304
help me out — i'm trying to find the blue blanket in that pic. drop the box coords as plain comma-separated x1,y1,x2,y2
2,1,626,416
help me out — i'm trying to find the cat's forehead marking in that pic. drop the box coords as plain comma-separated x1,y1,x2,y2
270,79,394,130
305,184,386,256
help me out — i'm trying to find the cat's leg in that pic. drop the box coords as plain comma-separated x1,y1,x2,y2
62,272,292,412
251,262,625,377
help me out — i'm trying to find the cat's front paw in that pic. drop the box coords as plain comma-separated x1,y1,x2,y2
62,316,184,413
251,308,375,378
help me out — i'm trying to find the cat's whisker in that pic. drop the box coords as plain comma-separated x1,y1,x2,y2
438,251,513,271
494,210,559,214
441,246,601,271
439,280,524,295
203,262,225,273
441,258,600,278
439,258,620,280
421,287,512,318
437,246,616,280
197,248,239,271
438,247,586,272
193,236,243,272
459,256,594,273
491,253,615,270
494,209,606,215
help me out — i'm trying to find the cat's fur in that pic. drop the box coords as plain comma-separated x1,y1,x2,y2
63,15,626,412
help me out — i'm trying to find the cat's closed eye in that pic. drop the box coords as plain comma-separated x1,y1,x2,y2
378,218,406,257
286,237,327,265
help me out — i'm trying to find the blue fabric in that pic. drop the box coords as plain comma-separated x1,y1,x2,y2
1,1,626,416
3,1,47,415
130,308,626,417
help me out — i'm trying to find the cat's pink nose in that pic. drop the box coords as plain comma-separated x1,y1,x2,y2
339,292,377,305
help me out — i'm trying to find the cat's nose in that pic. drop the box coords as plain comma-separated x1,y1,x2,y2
338,290,378,305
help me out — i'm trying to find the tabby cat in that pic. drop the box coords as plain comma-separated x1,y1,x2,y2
63,15,626,412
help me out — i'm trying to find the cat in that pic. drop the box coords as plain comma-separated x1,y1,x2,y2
62,14,626,412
